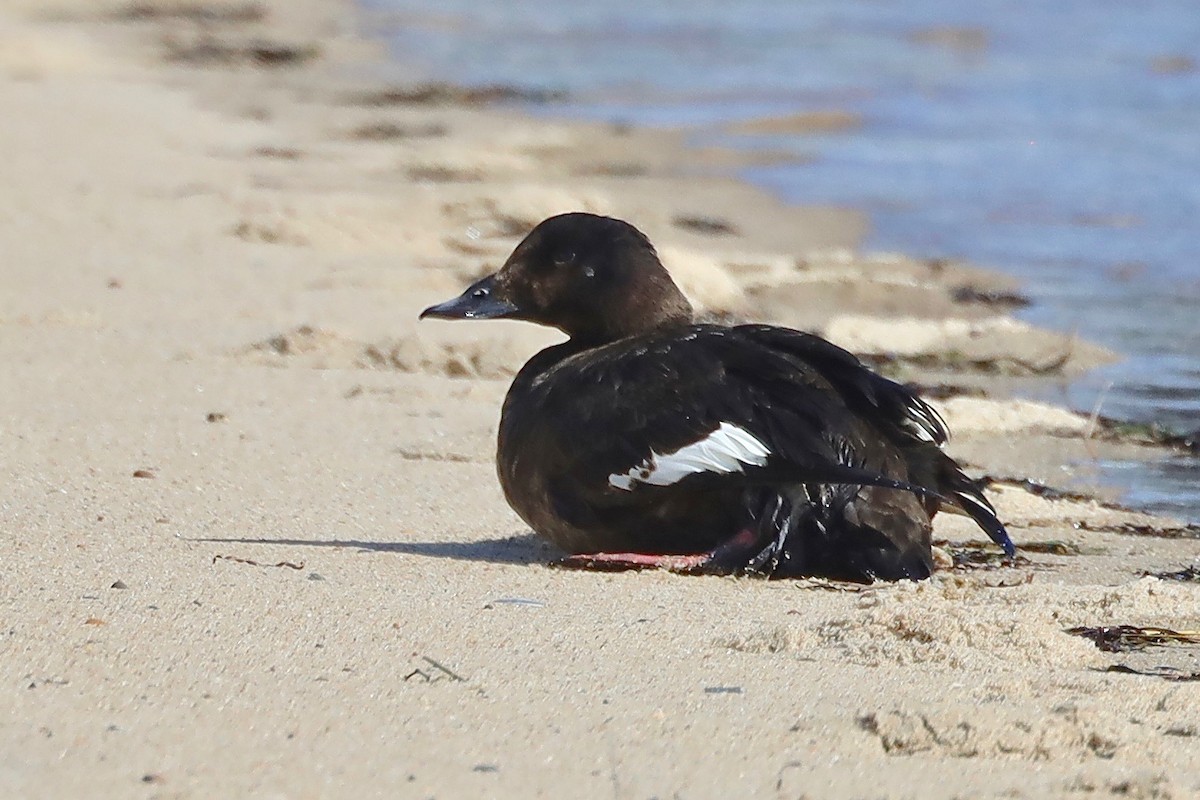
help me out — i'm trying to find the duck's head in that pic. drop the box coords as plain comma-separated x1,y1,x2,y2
420,213,694,344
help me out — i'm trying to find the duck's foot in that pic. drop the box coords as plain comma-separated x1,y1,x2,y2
551,529,761,574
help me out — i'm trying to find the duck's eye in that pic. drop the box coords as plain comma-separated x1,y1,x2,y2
472,286,489,298
553,250,575,266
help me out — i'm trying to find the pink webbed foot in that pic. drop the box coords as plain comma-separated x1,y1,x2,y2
550,529,762,575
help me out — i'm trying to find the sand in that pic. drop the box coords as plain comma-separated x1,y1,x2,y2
1,2,1197,798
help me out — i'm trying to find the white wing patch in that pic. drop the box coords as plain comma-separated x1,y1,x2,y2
608,422,771,491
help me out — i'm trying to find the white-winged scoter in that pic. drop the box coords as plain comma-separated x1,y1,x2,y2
420,212,1013,582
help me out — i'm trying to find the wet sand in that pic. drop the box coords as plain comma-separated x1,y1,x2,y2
1,2,1198,797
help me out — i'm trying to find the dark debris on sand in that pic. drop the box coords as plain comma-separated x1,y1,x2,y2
1067,625,1200,653
1101,664,1200,682
1143,565,1200,582
351,82,567,108
347,121,448,141
944,545,1029,571
861,348,1074,377
116,2,266,23
950,285,1031,309
1092,417,1200,454
902,382,987,401
164,36,320,68
672,214,740,236
980,475,1121,507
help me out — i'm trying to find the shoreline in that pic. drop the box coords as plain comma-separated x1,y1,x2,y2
361,5,1200,499
2,2,1198,797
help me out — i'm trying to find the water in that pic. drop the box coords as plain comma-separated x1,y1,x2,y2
364,0,1200,518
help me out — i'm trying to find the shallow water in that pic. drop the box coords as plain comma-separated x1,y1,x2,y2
366,0,1200,519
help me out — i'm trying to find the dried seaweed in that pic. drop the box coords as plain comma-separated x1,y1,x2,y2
577,162,649,177
979,475,1117,507
1018,540,1085,556
788,578,866,593
1092,417,1200,454
862,347,1074,377
945,546,1027,571
352,82,566,107
165,36,320,67
1144,565,1200,582
672,215,739,236
1101,665,1200,682
347,121,447,141
1073,520,1200,540
1067,625,1200,652
117,2,265,23
950,285,1031,309
903,382,987,401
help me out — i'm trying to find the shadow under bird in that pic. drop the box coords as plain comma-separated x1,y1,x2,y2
420,212,1014,582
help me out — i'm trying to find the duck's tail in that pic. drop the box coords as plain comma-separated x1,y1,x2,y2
934,457,1015,557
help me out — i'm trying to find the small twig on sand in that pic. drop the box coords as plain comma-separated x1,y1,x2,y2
212,554,305,570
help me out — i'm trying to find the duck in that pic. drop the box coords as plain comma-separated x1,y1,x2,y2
420,212,1013,581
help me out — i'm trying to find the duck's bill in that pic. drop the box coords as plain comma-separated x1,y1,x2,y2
418,274,518,321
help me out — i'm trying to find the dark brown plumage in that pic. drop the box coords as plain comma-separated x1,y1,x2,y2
421,212,1013,581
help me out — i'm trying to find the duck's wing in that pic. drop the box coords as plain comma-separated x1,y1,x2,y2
527,328,948,513
731,324,948,444
731,325,1013,557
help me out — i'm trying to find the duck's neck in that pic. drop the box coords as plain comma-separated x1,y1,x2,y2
565,289,695,347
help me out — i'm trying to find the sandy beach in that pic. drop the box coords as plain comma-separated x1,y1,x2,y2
1,1,1198,797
